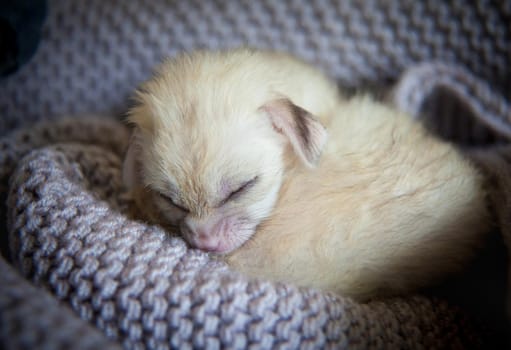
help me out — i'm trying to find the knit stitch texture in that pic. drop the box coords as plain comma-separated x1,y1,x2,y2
0,0,509,134
1,118,489,349
1,1,510,349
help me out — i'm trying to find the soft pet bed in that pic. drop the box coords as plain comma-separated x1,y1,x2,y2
1,1,510,349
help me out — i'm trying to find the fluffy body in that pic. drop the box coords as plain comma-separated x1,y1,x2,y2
124,48,490,300
227,96,490,300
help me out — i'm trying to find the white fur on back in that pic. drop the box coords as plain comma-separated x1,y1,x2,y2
228,96,490,300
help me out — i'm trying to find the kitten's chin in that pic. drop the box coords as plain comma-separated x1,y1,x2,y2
183,220,257,255
205,242,240,255
190,231,254,255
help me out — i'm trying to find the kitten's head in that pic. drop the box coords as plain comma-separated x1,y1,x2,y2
123,50,327,254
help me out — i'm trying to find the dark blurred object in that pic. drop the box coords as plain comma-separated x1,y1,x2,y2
0,0,47,77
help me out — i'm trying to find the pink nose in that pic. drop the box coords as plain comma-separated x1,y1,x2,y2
194,233,220,252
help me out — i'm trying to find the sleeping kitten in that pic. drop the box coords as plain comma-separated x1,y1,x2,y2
123,48,337,252
227,95,490,299
123,48,490,299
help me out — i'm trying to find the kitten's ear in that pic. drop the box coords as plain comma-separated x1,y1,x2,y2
122,128,143,189
261,98,328,167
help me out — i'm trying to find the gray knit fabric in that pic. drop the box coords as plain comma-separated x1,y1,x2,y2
0,257,122,350
0,62,508,350
0,0,509,134
1,119,486,349
1,1,511,349
391,62,511,143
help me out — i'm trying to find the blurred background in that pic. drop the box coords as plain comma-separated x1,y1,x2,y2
1,1,509,135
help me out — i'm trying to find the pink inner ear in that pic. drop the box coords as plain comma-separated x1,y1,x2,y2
262,99,295,126
261,100,298,146
261,98,327,168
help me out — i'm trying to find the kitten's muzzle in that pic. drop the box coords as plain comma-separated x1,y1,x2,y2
180,218,229,253
193,234,222,252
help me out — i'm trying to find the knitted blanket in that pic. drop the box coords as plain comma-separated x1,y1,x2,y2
1,1,509,133
0,63,509,350
1,1,510,349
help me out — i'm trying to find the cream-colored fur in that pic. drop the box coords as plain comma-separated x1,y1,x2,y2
124,48,490,300
227,96,490,300
124,48,337,253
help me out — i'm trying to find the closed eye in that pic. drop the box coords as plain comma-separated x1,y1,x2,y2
220,176,259,206
158,192,189,212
